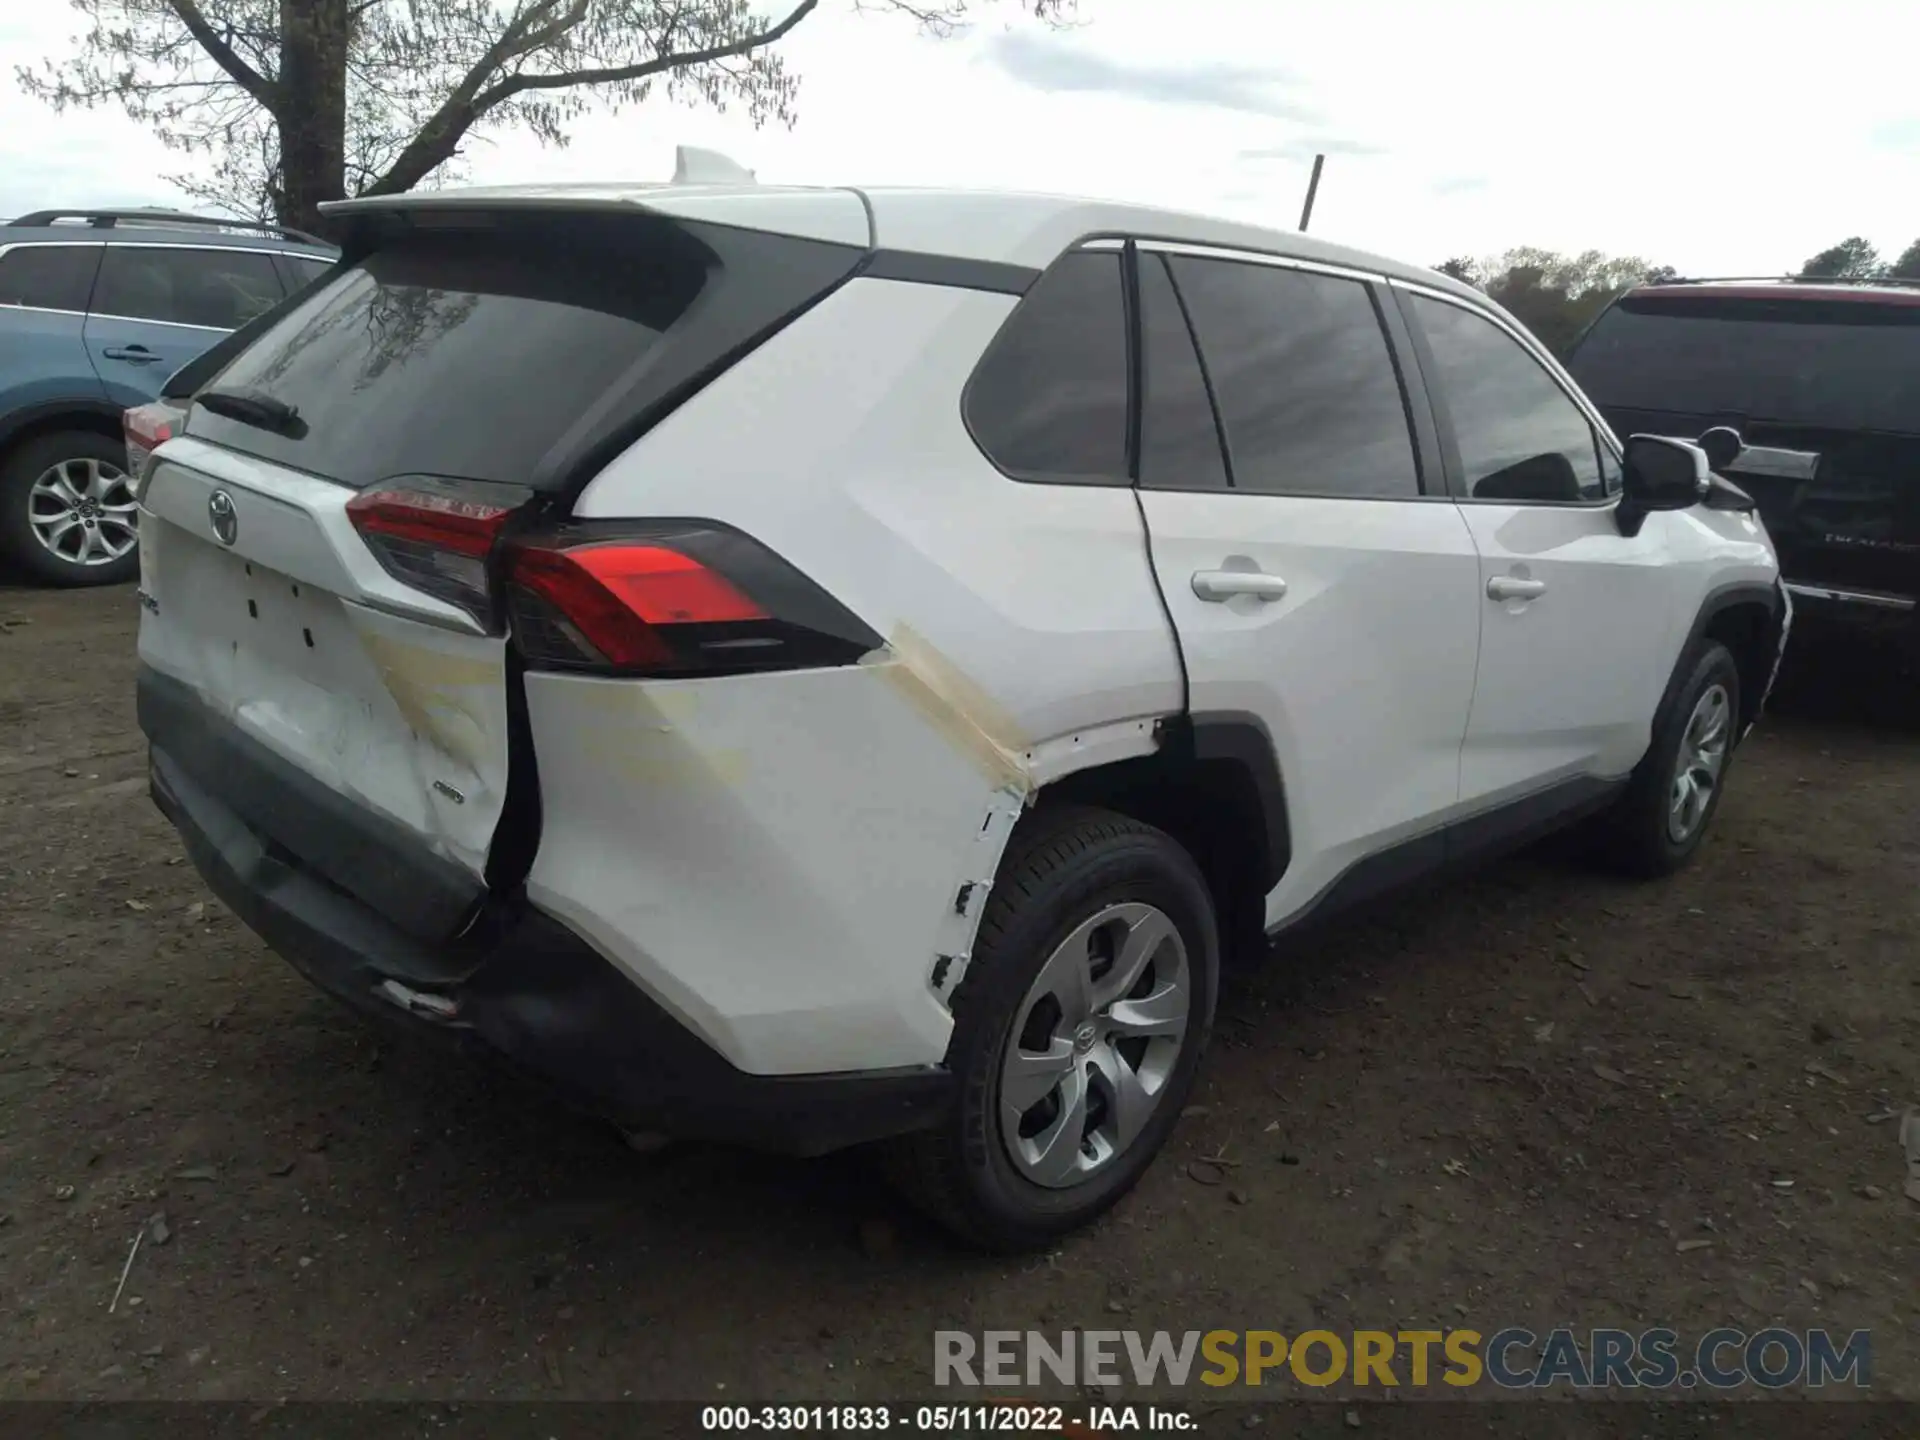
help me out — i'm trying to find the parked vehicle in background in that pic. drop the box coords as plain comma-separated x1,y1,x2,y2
134,163,1785,1249
1568,277,1920,646
0,208,336,586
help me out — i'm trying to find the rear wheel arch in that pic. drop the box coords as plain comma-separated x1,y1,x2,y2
0,401,126,463
1032,711,1289,965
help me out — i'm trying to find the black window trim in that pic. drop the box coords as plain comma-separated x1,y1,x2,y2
1150,249,1238,490
87,240,301,333
1390,278,1624,511
0,239,107,319
1133,238,1439,505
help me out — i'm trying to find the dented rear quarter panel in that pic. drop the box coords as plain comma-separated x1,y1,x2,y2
522,660,1026,1076
551,276,1186,1074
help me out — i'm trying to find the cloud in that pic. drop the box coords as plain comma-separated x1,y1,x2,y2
1239,137,1385,162
1431,175,1489,196
1868,116,1920,151
982,32,1319,121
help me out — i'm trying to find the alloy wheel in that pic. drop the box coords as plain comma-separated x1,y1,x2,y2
28,457,138,567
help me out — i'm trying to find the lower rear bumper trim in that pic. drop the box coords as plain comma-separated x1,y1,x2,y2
149,744,954,1157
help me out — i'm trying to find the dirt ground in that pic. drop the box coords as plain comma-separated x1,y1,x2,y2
1,581,1915,1407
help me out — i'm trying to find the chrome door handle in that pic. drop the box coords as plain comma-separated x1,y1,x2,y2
1487,575,1547,601
1192,570,1288,603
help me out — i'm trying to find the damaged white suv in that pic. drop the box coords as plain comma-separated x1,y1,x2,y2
135,162,1786,1250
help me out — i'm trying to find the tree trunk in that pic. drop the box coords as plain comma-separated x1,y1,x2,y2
274,0,351,233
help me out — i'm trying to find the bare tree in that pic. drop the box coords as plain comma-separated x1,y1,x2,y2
20,0,1071,231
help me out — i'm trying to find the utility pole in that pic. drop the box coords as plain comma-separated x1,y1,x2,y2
1298,153,1325,232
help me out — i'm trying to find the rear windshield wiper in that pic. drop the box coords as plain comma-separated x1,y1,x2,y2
194,387,307,439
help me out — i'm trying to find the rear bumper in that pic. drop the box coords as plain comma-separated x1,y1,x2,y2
143,682,953,1157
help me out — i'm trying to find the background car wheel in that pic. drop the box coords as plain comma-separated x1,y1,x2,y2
0,430,141,588
1594,638,1742,878
887,805,1219,1251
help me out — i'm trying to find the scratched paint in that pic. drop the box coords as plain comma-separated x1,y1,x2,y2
860,623,1033,795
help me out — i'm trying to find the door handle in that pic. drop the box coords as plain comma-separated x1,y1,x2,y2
1192,570,1288,603
1487,575,1547,601
103,346,162,364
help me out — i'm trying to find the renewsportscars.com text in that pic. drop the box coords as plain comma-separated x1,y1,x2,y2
934,1327,1871,1391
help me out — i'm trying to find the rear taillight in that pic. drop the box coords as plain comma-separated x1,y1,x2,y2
346,479,532,625
124,402,175,485
502,522,881,678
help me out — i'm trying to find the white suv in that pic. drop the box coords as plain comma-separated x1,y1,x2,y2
134,166,1786,1250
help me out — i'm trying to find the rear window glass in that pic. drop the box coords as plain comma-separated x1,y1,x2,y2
187,212,862,490
1568,294,1920,435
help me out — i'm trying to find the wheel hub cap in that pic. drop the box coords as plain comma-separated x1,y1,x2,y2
1668,682,1731,844
998,901,1192,1190
28,457,137,567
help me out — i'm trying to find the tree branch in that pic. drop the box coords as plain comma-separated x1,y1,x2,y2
164,0,279,107
478,0,817,104
363,0,818,198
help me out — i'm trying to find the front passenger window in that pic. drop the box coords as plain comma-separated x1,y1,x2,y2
1411,295,1606,503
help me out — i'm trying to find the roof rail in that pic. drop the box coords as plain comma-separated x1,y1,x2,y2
1645,273,1920,291
3,207,332,249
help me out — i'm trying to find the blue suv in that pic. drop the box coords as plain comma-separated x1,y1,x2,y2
0,209,337,586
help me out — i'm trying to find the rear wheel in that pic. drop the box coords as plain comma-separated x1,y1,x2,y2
887,806,1218,1251
1594,638,1741,877
0,430,140,587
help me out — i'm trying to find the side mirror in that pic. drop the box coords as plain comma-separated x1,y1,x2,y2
1697,426,1743,472
1618,435,1711,537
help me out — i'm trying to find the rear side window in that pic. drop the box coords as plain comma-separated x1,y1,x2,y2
1170,257,1419,499
965,251,1129,485
1568,294,1920,435
0,244,100,312
94,245,285,330
186,212,864,491
1138,252,1228,491
1412,295,1605,503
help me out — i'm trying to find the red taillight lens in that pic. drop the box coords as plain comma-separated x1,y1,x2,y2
124,403,174,452
346,479,532,625
502,524,880,678
124,402,176,492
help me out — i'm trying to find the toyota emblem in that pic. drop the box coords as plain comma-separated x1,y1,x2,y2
208,490,238,546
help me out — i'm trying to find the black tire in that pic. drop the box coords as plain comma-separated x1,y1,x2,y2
886,805,1219,1251
0,430,139,588
1593,638,1742,877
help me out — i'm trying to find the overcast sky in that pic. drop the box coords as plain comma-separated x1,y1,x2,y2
3,0,1916,275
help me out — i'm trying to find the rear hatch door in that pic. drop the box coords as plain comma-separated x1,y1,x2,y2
1568,288,1920,598
137,202,867,943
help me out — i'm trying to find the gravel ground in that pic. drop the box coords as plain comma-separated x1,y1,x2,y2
0,583,1914,1406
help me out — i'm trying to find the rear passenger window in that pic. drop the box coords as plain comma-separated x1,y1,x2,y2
1170,256,1419,498
966,251,1129,484
1411,295,1606,503
0,244,100,312
1138,253,1228,491
93,246,285,330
